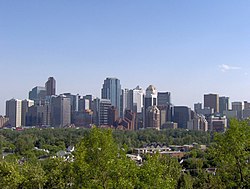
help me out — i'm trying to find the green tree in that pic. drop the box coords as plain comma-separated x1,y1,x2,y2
74,127,138,188
19,162,46,189
0,161,23,188
42,158,75,189
15,134,35,154
138,153,181,189
177,173,194,189
209,119,250,188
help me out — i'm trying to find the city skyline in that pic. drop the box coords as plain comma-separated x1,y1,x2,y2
1,76,249,116
1,1,250,115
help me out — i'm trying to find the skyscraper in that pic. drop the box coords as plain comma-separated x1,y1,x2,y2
173,106,191,129
26,104,51,126
108,106,119,126
99,99,112,126
144,85,157,110
132,86,144,113
45,77,56,96
194,103,202,113
204,94,219,113
21,99,34,126
124,109,136,130
62,93,80,112
145,105,160,130
79,98,90,112
122,86,144,114
6,99,22,127
29,86,46,105
101,78,121,116
83,95,93,110
144,85,157,128
51,95,71,127
219,96,229,115
243,101,250,119
121,88,130,114
232,101,243,120
157,92,171,106
92,98,100,126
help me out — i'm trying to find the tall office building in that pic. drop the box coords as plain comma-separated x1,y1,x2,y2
145,106,160,130
157,91,172,128
173,106,191,129
51,95,71,127
204,94,219,113
123,86,144,114
62,93,80,123
232,101,243,120
157,105,173,127
219,96,229,115
144,85,157,110
21,99,34,126
108,106,119,126
62,93,80,112
132,86,144,113
157,92,171,106
83,95,93,110
29,86,46,105
99,99,112,126
79,98,90,111
92,98,100,126
194,103,202,113
45,77,56,96
244,101,250,110
243,101,250,119
144,85,157,128
6,99,22,127
124,110,136,130
26,104,51,126
122,88,130,114
101,78,122,116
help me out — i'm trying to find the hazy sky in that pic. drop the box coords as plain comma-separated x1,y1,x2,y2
1,1,250,115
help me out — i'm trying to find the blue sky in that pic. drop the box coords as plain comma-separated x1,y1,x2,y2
1,1,250,115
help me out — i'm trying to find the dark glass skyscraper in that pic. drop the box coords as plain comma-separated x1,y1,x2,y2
157,92,171,106
51,95,71,127
173,106,191,129
204,94,219,113
219,96,229,115
45,77,56,96
101,78,121,116
29,86,46,105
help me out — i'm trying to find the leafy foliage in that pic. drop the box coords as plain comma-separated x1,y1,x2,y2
0,120,248,188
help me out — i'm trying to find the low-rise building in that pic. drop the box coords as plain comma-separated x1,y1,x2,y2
0,116,9,128
209,115,227,132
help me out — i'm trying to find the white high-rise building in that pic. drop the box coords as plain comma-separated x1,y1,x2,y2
6,99,22,127
132,86,144,113
145,85,157,110
122,88,130,114
122,86,144,114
